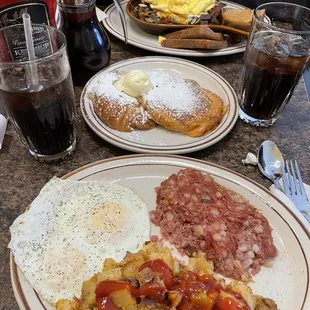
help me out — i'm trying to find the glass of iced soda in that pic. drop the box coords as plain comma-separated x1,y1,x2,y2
238,2,310,127
0,24,77,160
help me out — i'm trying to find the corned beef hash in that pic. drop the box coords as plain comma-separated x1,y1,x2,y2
151,168,277,280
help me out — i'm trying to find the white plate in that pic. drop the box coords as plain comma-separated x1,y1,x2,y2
11,155,310,310
80,56,238,154
100,0,247,57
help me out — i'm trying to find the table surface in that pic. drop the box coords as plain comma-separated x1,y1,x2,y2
1,35,310,309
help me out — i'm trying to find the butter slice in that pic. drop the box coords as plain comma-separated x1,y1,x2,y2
158,36,166,45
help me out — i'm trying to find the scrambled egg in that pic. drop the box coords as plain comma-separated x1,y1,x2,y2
144,0,217,17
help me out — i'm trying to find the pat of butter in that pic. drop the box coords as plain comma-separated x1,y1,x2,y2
114,70,152,98
158,36,166,45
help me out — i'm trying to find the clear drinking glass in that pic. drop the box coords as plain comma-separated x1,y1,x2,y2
0,24,77,160
238,2,310,127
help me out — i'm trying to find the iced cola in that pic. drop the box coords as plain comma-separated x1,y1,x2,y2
238,2,310,127
239,31,310,122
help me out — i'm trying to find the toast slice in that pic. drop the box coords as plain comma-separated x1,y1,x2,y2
160,38,228,50
164,25,224,41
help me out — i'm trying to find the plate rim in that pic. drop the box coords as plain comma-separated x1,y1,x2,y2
101,0,247,57
10,154,310,310
80,56,238,154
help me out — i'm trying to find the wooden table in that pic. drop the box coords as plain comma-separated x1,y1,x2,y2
1,35,310,309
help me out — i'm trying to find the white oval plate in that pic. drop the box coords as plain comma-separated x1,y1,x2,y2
80,56,238,154
11,155,310,310
101,0,247,57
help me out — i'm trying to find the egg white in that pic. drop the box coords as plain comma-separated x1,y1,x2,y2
9,177,150,305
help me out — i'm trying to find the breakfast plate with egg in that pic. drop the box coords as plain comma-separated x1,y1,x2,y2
99,0,248,57
80,56,238,154
10,155,310,309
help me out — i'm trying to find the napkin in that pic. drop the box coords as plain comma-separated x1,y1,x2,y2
96,8,108,22
0,114,7,149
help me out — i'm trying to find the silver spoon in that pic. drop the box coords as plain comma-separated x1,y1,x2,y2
257,140,284,191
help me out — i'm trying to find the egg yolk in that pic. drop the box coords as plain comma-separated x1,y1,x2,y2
43,248,87,288
92,202,127,232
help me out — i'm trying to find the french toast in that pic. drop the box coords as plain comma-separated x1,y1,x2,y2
90,72,156,132
140,72,225,137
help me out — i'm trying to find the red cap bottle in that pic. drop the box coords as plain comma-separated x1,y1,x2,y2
0,0,57,28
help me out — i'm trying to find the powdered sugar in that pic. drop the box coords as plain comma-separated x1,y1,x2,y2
89,70,208,128
143,71,206,117
90,72,137,106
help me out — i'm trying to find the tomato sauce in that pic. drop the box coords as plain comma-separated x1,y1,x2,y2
95,259,251,310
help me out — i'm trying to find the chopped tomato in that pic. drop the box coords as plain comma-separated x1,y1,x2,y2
179,271,198,282
138,259,174,289
95,281,137,298
214,295,249,310
198,274,217,288
96,296,119,310
138,283,167,301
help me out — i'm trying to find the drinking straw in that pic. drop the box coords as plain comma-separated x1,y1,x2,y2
22,13,39,89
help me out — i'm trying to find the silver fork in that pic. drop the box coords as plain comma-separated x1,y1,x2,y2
113,0,128,45
282,160,310,223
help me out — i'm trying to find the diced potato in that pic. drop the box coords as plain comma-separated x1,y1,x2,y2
228,281,256,310
54,242,278,310
102,258,118,271
56,298,81,310
96,268,123,283
122,260,144,278
80,275,98,308
185,257,214,275
109,290,138,310
142,242,159,255
120,252,145,266
137,304,150,310
254,296,278,310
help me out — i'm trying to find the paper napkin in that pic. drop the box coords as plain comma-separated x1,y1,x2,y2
0,114,7,149
96,8,108,22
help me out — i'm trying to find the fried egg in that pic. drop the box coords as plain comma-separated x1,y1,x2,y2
9,178,150,305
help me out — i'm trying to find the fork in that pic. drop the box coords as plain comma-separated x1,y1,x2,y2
282,160,310,223
113,0,128,45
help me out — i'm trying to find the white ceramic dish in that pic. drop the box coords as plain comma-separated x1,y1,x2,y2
80,56,238,154
11,155,310,310
100,0,247,57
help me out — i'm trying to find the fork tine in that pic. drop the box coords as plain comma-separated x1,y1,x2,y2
294,160,308,199
282,163,291,194
285,160,295,194
289,159,299,194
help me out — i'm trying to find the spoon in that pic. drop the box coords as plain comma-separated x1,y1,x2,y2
257,140,284,191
